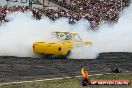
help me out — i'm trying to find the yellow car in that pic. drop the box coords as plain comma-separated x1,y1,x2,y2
32,32,92,58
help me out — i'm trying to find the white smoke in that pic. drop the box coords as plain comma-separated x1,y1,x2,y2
0,12,98,59
0,2,132,59
87,4,132,53
69,46,98,59
0,12,58,57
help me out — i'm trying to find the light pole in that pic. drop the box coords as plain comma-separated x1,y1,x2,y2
121,0,123,14
43,0,44,7
29,0,32,8
5,0,10,8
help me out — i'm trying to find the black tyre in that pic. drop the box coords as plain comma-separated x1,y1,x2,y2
63,50,71,59
57,50,71,59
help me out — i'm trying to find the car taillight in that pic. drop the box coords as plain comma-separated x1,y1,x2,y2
58,47,61,51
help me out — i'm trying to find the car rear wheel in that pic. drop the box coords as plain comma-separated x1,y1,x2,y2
57,50,71,59
60,50,71,59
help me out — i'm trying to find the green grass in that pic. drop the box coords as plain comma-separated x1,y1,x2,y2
0,73,132,88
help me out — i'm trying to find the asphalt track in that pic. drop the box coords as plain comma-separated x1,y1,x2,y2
0,52,132,83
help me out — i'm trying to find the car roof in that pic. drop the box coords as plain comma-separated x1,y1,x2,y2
55,31,77,35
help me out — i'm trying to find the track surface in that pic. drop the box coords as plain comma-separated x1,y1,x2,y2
0,52,132,83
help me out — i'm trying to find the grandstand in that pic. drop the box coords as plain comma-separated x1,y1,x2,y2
0,0,131,29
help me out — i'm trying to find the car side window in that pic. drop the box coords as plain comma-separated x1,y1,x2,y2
56,33,72,40
57,33,66,40
65,33,72,40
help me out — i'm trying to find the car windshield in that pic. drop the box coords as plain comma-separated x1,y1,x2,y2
75,34,83,42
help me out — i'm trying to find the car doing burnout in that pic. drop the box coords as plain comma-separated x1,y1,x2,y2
32,32,92,58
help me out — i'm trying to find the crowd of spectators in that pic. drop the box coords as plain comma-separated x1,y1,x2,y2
50,0,131,28
0,5,43,23
0,5,81,25
0,0,131,29
0,5,30,23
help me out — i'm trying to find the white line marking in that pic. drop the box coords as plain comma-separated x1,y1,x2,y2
0,77,72,86
94,74,103,76
125,71,129,72
106,73,111,74
0,73,112,86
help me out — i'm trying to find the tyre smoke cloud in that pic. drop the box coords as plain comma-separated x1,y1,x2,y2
0,12,98,59
88,3,132,53
0,3,131,59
